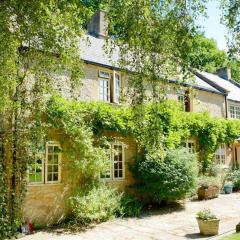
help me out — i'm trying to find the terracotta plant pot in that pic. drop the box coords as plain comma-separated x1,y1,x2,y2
197,218,220,236
197,186,219,200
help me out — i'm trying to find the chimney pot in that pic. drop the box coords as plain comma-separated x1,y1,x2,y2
87,10,108,39
216,67,231,80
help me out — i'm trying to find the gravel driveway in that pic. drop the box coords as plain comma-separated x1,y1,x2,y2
20,193,240,240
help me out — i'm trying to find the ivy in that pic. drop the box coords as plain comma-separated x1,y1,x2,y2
47,96,240,173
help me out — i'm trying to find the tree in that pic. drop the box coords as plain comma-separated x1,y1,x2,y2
0,1,91,236
106,0,208,104
221,0,240,56
187,34,240,82
188,34,227,73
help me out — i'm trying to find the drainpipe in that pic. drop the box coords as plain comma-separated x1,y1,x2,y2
225,95,228,119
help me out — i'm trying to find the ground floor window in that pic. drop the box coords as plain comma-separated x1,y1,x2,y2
100,143,125,180
215,144,226,165
186,140,195,153
28,141,61,184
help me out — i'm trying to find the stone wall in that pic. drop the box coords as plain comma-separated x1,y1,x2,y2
23,131,138,226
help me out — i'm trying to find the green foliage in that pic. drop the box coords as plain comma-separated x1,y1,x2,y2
106,0,208,103
221,0,240,57
188,34,227,73
118,194,144,218
47,97,240,173
0,1,92,236
196,209,217,220
70,184,121,225
228,58,240,82
134,101,188,156
227,169,240,191
131,148,198,202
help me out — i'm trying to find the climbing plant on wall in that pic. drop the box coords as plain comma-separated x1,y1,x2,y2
47,96,240,173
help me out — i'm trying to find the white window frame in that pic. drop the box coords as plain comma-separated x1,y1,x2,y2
186,140,195,153
99,70,111,79
100,142,125,181
113,72,121,103
45,141,61,184
99,78,110,102
215,144,226,165
178,94,185,111
229,103,240,119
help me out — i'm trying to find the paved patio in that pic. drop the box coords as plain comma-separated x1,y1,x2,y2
21,193,240,240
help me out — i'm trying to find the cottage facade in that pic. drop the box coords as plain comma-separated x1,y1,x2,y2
22,11,240,225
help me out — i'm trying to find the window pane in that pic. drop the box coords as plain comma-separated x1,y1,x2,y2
54,154,59,164
28,153,43,184
46,143,61,183
47,174,52,181
99,79,109,102
113,145,124,179
48,146,54,153
48,165,53,173
53,165,58,172
53,173,58,181
100,149,111,179
48,154,53,164
54,146,60,153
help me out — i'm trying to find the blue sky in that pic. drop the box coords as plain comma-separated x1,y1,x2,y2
197,0,228,50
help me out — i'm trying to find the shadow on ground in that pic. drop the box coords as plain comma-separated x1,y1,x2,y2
185,233,209,239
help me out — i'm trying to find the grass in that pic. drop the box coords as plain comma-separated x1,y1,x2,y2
222,233,240,240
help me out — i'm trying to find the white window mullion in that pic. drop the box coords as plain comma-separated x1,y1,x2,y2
45,142,61,184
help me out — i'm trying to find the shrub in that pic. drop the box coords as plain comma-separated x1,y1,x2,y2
118,194,144,217
227,169,240,191
70,184,121,225
196,209,217,220
131,148,198,202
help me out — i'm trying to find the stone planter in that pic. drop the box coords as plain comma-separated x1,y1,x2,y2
223,183,233,194
197,186,219,200
197,218,220,236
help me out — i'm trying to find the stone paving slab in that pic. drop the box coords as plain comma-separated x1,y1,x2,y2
21,193,240,240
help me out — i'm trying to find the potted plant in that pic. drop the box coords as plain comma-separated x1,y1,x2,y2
197,177,219,200
223,182,233,194
196,209,220,236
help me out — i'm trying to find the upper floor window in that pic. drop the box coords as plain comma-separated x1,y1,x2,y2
100,143,125,180
215,144,226,165
99,78,110,102
98,70,121,103
177,90,191,112
114,73,120,103
178,94,185,111
229,104,240,119
28,141,61,184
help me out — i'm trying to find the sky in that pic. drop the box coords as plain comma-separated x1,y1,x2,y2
197,0,228,50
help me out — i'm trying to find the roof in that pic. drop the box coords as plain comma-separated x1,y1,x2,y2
79,34,120,69
79,35,232,96
197,72,240,102
188,75,223,94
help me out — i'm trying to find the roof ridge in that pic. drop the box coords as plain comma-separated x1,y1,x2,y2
192,71,229,95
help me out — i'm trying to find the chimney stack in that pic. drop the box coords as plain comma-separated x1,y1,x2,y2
216,67,231,80
87,10,108,39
